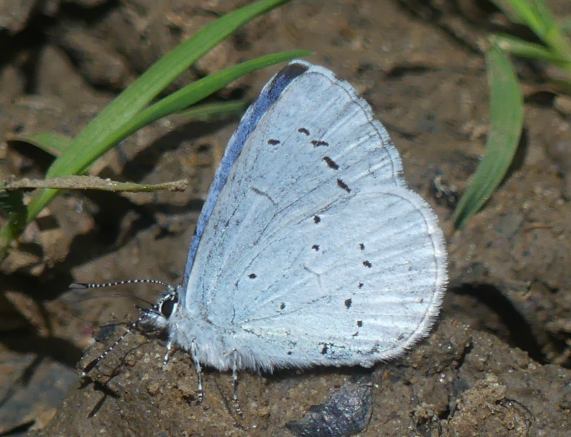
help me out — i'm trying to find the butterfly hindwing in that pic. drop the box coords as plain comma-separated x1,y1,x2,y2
235,186,446,367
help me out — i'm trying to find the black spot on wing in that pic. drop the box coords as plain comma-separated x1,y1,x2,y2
311,140,329,147
313,215,321,224
344,298,352,309
337,179,351,193
280,302,286,310
357,320,363,327
320,343,328,355
248,273,257,279
323,156,339,170
359,243,365,250
267,139,280,145
312,244,320,251
358,282,364,289
363,260,372,268
298,127,310,135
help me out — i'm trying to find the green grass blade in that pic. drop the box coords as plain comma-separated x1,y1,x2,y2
121,50,310,141
24,0,294,223
175,101,247,122
494,0,571,61
494,0,548,39
6,132,72,157
453,44,524,228
536,3,571,63
492,34,571,65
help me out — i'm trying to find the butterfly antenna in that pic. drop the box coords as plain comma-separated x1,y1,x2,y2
70,279,175,291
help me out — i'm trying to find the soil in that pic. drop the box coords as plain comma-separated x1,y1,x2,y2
1,0,571,436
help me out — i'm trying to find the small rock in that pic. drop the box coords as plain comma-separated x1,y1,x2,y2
286,375,373,437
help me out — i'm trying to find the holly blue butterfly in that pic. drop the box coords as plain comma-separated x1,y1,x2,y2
82,60,447,402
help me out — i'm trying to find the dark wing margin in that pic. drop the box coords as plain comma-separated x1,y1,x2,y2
181,61,310,289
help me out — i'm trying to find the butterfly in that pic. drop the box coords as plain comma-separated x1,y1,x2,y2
81,60,447,404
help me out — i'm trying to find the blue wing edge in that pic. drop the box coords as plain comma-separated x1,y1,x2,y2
181,60,311,290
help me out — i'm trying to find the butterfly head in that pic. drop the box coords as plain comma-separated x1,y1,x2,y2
138,287,180,333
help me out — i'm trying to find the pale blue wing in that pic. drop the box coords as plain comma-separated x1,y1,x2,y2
182,61,445,369
230,186,446,368
181,63,310,293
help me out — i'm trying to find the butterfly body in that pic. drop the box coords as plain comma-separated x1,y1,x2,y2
147,60,447,374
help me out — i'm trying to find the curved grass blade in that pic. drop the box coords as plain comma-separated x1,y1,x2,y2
492,0,571,63
492,34,571,66
6,132,72,158
175,101,247,123
118,50,310,143
496,0,547,38
452,44,524,228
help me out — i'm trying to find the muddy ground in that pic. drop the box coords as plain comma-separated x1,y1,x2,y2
1,0,571,435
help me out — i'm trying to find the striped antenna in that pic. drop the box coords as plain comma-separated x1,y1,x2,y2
70,279,174,291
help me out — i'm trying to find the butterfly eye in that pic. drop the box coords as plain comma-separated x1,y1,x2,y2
160,294,178,318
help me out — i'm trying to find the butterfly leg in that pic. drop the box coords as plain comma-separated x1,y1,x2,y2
232,349,243,416
190,340,204,403
162,340,174,368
